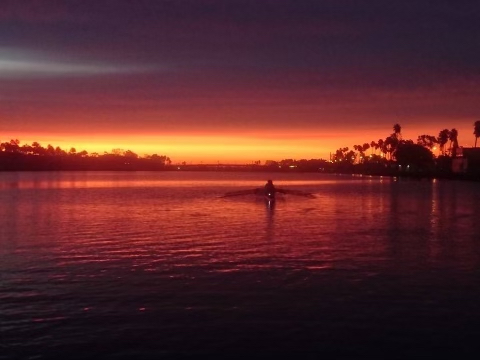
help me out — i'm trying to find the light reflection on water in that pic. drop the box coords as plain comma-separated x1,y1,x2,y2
1,172,480,357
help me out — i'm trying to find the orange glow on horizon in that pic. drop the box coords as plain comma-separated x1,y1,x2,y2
3,123,476,164
3,131,335,163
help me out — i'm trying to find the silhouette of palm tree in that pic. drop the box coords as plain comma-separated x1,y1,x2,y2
449,128,458,157
438,129,450,155
393,124,402,140
385,135,398,160
474,120,480,147
377,139,385,157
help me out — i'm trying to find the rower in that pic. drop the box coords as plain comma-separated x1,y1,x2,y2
264,179,276,199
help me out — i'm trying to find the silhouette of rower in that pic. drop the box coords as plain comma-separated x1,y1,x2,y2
264,179,276,199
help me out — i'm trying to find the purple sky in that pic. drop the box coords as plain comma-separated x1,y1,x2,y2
1,0,479,161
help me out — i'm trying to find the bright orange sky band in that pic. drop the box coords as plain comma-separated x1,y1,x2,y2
3,122,476,164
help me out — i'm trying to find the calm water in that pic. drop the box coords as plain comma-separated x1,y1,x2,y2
1,171,480,358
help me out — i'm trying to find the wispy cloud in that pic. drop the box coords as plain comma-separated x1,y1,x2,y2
0,48,158,78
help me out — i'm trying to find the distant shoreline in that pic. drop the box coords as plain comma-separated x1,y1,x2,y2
1,151,479,181
1,164,479,182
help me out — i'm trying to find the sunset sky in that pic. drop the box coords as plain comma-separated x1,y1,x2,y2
1,0,479,163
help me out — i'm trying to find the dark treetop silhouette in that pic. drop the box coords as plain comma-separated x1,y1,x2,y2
0,140,171,171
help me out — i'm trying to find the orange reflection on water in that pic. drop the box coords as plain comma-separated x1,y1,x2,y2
2,172,480,275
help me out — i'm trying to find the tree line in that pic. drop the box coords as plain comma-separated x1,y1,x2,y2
0,140,171,171
332,121,480,165
321,121,480,179
2,120,480,174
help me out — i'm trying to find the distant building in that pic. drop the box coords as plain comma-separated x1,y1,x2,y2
452,147,480,174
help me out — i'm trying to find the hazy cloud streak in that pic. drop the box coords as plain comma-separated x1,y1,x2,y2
0,48,161,78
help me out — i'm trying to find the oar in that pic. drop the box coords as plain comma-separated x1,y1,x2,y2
278,188,316,198
221,188,262,198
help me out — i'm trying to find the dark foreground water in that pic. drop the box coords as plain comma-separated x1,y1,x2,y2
1,171,480,359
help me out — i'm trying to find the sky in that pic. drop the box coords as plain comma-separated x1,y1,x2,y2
1,0,479,163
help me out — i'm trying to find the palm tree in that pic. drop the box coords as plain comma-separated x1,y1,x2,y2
393,123,402,140
474,120,480,147
385,135,399,160
370,141,377,155
438,129,450,155
377,139,385,157
449,128,459,157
